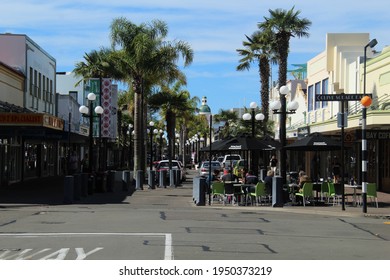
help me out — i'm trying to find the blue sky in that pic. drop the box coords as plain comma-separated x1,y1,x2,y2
2,0,388,112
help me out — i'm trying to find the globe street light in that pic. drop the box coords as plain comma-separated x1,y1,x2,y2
198,96,212,205
79,92,103,173
270,86,299,188
361,38,377,213
242,101,265,173
242,101,265,137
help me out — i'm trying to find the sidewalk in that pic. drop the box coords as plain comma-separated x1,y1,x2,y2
1,171,390,218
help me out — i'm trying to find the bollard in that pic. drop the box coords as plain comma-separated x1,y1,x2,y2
64,176,74,204
169,169,176,188
272,176,284,207
80,173,88,197
88,175,95,195
176,169,182,186
106,170,116,192
192,176,206,206
148,170,156,189
136,170,143,190
122,170,130,191
159,170,167,188
73,173,81,201
129,171,136,195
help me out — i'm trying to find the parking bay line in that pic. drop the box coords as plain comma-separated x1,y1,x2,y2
0,232,173,260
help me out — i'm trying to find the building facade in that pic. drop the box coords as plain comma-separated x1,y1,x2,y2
271,33,390,192
0,34,64,185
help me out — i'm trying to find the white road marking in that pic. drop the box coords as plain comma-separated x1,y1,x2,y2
0,232,173,260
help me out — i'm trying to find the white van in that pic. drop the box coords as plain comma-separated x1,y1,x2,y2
222,154,241,169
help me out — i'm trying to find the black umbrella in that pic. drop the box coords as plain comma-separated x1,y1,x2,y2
200,134,269,152
199,138,230,152
285,132,341,151
215,134,269,151
261,135,282,150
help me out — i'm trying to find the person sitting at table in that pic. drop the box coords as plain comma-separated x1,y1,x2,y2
222,168,237,182
206,169,221,190
263,170,274,195
298,171,310,186
245,170,258,185
296,170,311,205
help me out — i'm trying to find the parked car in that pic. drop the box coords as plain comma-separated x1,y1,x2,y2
216,156,224,164
199,161,223,177
155,160,186,182
222,154,241,169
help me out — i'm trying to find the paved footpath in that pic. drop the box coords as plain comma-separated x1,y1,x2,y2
1,170,389,219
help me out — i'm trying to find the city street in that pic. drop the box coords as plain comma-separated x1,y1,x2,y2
0,169,389,260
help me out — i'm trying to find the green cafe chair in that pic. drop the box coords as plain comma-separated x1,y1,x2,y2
211,181,225,205
367,183,379,208
295,182,313,207
249,182,269,206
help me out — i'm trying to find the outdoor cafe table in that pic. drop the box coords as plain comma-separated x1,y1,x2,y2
345,184,362,207
224,182,254,206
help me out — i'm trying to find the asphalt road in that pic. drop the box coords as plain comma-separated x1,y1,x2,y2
0,170,389,260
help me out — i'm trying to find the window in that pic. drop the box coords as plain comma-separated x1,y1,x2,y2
308,85,314,112
322,78,329,108
34,70,37,97
314,82,321,110
38,73,41,99
46,78,49,101
42,75,46,101
50,80,53,103
29,67,33,95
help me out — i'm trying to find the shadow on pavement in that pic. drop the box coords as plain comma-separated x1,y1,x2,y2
0,176,131,207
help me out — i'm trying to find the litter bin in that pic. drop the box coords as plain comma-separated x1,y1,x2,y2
80,173,88,197
272,176,284,207
73,173,81,200
122,170,130,191
64,175,74,204
88,175,95,195
107,170,116,192
95,171,107,192
193,176,206,206
148,170,156,189
175,169,182,186
129,171,136,196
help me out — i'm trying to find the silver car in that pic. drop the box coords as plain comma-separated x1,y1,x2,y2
199,161,222,177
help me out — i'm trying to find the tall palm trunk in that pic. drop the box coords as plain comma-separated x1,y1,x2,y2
276,33,289,87
133,80,143,175
259,55,270,123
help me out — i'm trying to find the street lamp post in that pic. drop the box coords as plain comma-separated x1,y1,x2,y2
270,86,299,186
199,96,212,205
127,124,133,169
159,129,164,160
148,121,155,171
362,38,377,213
243,102,265,173
79,92,103,173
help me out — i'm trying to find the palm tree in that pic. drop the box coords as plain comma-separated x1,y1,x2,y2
213,109,239,139
109,17,193,175
149,81,195,172
237,30,276,122
258,6,311,184
258,6,311,87
73,48,119,171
